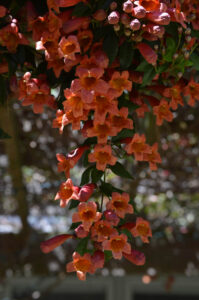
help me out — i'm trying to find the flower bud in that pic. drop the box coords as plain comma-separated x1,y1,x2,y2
108,11,120,24
75,225,89,238
130,19,141,31
123,0,134,13
110,1,117,10
121,13,130,25
114,24,120,31
184,51,190,59
93,9,107,21
132,6,146,19
124,29,131,36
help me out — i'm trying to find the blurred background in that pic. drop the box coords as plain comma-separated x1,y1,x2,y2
0,99,199,300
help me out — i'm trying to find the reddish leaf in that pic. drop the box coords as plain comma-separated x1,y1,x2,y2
137,43,157,65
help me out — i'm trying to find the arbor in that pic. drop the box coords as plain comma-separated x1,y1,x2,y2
0,0,199,281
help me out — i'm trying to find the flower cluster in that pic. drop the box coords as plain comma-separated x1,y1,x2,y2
1,0,199,281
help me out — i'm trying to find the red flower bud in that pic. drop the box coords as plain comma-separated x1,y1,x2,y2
78,183,96,202
123,0,134,13
123,249,146,265
130,19,141,31
93,9,107,21
40,234,73,253
108,11,120,24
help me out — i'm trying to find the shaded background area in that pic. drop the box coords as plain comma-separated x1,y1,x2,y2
0,99,199,299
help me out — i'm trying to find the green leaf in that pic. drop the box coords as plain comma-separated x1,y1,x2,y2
68,200,80,210
103,29,118,65
80,166,93,185
76,237,89,256
104,250,112,262
120,228,133,241
91,168,104,183
0,128,11,139
163,37,177,62
100,182,123,197
119,41,134,69
157,62,170,74
109,162,133,179
136,60,150,72
191,29,199,38
141,65,156,86
70,222,81,230
112,128,134,143
190,53,199,70
72,2,91,16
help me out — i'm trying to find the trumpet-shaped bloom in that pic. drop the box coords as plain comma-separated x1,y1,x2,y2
52,109,68,134
77,30,93,52
56,146,88,178
143,143,162,171
0,23,28,52
109,71,132,97
153,99,173,126
90,93,118,125
55,178,79,207
102,233,131,259
106,192,134,218
63,89,90,118
64,109,89,130
109,107,133,133
88,144,117,171
91,220,117,242
40,234,73,253
66,252,93,281
139,0,160,11
87,120,118,144
58,35,80,60
131,217,152,243
72,202,101,231
183,78,199,107
163,85,184,110
125,134,151,161
72,69,109,103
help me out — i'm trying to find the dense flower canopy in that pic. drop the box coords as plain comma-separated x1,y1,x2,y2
0,0,199,281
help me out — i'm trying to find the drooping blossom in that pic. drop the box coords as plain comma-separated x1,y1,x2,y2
102,233,131,259
56,146,88,178
108,107,133,134
55,178,80,207
87,120,118,144
75,224,89,238
72,202,101,231
137,43,158,65
66,252,93,281
163,84,184,110
131,217,152,243
183,78,199,107
58,35,80,60
125,133,151,161
143,143,162,171
91,220,117,242
109,71,132,97
104,209,120,226
52,109,68,134
88,144,117,171
106,192,134,218
153,99,173,125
